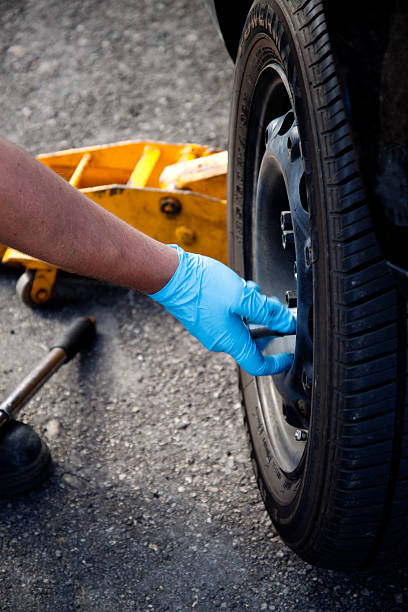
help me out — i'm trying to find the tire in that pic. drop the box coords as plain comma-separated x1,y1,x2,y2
228,0,408,570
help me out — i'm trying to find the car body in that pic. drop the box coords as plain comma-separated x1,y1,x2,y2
205,0,251,59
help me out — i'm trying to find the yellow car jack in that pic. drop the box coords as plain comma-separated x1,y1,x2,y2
0,140,228,306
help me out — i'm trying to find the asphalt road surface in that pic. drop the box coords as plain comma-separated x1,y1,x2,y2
0,1,407,610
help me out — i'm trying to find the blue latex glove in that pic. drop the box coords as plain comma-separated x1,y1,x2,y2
149,246,296,376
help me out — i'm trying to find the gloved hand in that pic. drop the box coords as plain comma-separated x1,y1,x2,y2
149,246,296,376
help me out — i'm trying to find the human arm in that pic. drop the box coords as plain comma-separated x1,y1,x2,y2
0,137,295,375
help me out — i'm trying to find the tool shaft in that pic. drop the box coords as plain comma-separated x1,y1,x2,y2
249,324,296,339
0,316,96,430
0,348,67,427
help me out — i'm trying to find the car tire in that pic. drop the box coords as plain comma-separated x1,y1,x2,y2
228,0,408,570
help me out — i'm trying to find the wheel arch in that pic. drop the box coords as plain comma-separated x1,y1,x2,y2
211,0,252,60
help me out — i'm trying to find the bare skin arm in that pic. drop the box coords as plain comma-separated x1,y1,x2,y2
0,137,179,294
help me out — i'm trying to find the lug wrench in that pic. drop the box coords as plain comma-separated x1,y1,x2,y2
0,316,96,428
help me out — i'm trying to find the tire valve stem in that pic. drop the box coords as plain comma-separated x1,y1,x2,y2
294,429,308,442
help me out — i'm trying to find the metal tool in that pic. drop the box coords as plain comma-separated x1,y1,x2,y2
0,316,96,429
248,324,296,339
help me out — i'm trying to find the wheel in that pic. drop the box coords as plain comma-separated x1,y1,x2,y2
16,270,36,307
16,269,55,307
228,0,408,570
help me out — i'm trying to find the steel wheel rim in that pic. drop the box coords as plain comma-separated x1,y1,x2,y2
245,63,313,477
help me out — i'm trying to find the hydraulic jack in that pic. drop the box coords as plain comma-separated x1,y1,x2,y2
0,140,227,307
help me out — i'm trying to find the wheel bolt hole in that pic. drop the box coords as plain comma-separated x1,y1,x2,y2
302,369,312,392
287,137,292,157
277,110,294,135
299,173,309,212
305,245,311,267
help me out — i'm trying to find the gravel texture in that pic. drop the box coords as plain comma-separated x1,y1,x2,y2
0,1,407,610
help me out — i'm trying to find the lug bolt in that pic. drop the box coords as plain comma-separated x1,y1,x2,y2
302,369,312,392
282,230,295,249
280,210,293,231
295,429,308,442
285,290,297,308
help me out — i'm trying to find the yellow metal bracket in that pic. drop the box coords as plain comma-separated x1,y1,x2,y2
1,140,227,306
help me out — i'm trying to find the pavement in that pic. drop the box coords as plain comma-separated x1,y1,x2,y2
0,1,407,610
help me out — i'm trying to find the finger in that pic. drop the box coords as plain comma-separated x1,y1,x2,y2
227,320,271,376
261,296,296,333
254,335,271,352
226,317,292,376
261,352,294,376
235,343,294,377
237,285,296,334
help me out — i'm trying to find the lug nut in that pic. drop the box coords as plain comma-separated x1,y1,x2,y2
285,290,297,308
293,261,297,280
295,429,308,441
282,230,295,249
280,211,293,231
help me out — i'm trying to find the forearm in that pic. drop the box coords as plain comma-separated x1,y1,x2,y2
0,137,178,293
